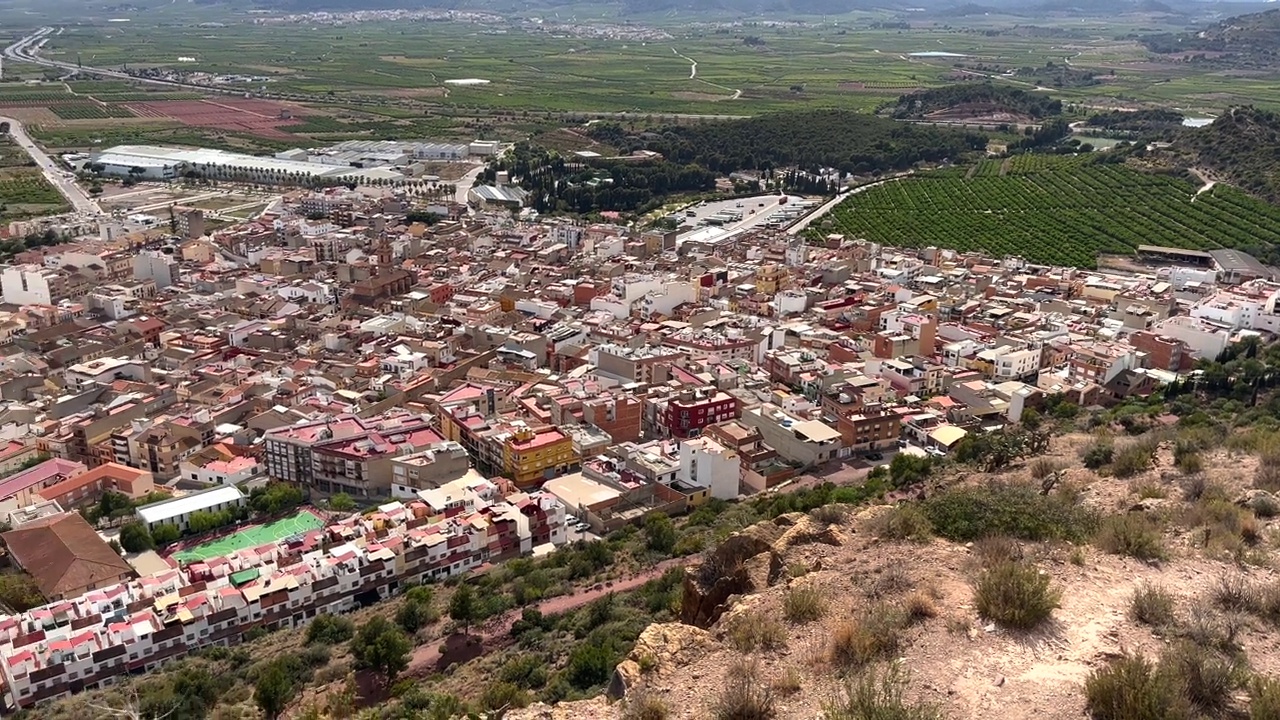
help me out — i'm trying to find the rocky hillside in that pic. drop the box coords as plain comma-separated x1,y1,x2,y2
513,432,1280,720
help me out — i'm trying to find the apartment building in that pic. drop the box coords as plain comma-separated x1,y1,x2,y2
835,406,902,456
36,463,155,510
660,387,738,439
263,413,444,497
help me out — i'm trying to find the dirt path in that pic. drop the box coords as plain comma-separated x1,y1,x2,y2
408,558,688,675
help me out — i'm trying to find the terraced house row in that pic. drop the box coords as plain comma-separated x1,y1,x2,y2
0,475,565,710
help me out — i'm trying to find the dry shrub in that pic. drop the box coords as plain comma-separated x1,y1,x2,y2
1251,675,1280,720
1085,652,1192,720
865,564,912,599
973,561,1060,630
828,603,905,670
1133,481,1168,500
726,611,786,653
1112,438,1159,478
1161,641,1247,715
783,585,827,625
902,590,938,625
623,691,670,720
1182,499,1261,559
1029,456,1061,481
771,668,801,697
1182,602,1245,653
712,660,775,720
1131,582,1177,627
823,664,945,720
872,504,933,543
972,535,1022,568
1258,450,1280,493
1212,573,1258,613
1095,513,1167,561
810,504,850,526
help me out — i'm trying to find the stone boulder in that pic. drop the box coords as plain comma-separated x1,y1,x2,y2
680,520,787,628
507,697,619,720
608,623,716,699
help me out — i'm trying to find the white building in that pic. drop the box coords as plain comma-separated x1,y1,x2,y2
678,437,740,500
133,250,178,289
178,455,261,487
65,357,150,390
0,265,57,306
978,345,1042,381
136,485,247,532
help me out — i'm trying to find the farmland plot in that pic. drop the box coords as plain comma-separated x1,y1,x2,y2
811,156,1280,268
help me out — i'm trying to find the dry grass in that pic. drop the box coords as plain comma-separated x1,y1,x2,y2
726,611,787,653
770,667,802,696
972,535,1023,568
1131,582,1177,627
828,602,906,671
872,505,933,543
711,659,776,720
973,561,1061,631
783,585,827,624
1095,513,1167,561
623,691,671,720
903,590,939,625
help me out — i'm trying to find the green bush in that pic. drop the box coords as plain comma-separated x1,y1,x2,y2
973,561,1060,630
1130,583,1176,627
824,664,944,720
1082,439,1114,469
499,654,549,690
889,454,933,488
481,681,530,713
873,505,933,543
306,614,355,645
1112,439,1159,478
1085,652,1192,720
783,585,827,624
1095,514,1166,561
923,482,1096,543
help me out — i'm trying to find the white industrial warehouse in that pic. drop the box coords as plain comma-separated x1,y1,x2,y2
87,145,406,183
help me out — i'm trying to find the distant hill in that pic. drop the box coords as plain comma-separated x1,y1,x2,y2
1167,106,1280,204
888,83,1063,122
1142,7,1280,62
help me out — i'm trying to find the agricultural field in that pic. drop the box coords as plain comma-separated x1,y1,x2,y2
49,103,135,120
809,155,1280,268
0,169,68,222
33,13,1280,117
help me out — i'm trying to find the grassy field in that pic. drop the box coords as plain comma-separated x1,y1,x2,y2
808,155,1280,268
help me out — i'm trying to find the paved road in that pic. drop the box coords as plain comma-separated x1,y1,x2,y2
454,164,485,205
408,557,686,675
0,115,101,215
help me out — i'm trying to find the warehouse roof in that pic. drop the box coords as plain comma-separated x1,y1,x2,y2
137,485,245,525
93,145,370,178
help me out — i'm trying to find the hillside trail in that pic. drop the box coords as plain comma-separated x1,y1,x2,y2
408,557,687,674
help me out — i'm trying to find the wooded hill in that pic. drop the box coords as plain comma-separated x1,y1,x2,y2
1168,106,1280,205
588,110,988,177
888,84,1064,120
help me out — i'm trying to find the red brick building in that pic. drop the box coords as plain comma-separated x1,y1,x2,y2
663,388,738,439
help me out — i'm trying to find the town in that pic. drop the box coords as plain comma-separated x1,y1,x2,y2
0,148,1270,712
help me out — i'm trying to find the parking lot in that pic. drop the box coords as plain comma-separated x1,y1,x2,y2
680,193,814,235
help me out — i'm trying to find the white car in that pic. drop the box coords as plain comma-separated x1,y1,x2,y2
574,521,591,533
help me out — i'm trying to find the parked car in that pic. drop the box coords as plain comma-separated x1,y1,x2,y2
574,521,592,533
866,452,883,461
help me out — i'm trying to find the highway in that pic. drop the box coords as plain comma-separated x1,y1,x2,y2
0,115,101,215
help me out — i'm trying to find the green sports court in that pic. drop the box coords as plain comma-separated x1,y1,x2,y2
171,510,325,564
